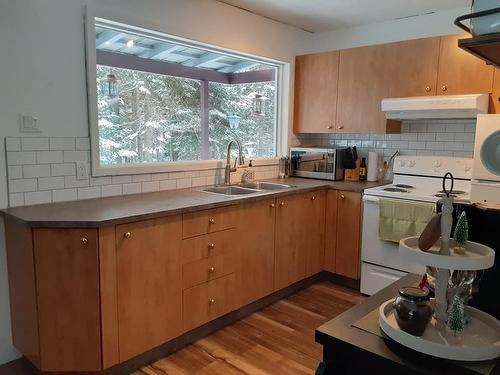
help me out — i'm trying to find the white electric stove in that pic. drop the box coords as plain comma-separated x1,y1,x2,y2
360,156,473,295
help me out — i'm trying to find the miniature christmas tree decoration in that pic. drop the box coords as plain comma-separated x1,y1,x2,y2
453,211,468,255
447,294,465,336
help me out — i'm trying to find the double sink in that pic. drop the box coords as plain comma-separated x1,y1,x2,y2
203,182,294,196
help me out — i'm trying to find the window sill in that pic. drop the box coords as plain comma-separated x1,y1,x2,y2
92,157,280,177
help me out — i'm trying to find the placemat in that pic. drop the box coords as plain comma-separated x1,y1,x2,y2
352,307,497,375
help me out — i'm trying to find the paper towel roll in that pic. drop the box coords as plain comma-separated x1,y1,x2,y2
367,152,379,182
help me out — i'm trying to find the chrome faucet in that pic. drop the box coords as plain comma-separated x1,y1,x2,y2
224,140,245,185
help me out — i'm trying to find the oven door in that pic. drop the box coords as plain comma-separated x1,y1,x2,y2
361,195,425,274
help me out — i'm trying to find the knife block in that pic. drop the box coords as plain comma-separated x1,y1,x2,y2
345,159,360,181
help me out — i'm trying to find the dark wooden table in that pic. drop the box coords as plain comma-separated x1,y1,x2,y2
315,274,499,375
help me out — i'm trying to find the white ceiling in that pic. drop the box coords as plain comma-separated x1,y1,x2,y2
216,0,471,32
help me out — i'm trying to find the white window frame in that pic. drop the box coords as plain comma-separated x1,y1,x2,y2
84,7,289,177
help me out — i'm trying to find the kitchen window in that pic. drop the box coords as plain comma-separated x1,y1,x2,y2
85,15,286,176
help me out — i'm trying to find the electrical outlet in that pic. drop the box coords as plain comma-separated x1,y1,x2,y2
76,162,88,180
19,113,41,133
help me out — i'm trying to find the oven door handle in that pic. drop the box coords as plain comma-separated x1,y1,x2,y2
362,195,380,203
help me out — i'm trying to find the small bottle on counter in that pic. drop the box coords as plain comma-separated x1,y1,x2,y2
359,157,367,181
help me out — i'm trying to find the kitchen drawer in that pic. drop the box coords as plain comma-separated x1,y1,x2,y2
183,273,236,332
182,206,237,238
182,252,235,289
181,228,236,264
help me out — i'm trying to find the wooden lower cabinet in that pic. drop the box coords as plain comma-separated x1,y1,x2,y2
183,273,237,331
491,68,500,114
4,188,363,373
235,199,276,306
116,216,183,362
274,190,326,290
33,228,102,372
334,191,362,279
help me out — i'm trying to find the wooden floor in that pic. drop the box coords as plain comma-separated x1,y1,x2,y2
133,282,364,375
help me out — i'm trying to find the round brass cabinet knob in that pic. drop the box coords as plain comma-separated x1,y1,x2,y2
208,267,216,273
340,194,346,199
441,85,447,92
425,86,431,92
209,298,216,304
270,203,275,208
208,243,215,249
311,196,316,201
279,201,285,207
327,125,333,129
124,231,131,239
337,125,344,130
209,218,216,224
80,237,88,245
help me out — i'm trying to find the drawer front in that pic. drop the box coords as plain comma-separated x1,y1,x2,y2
182,206,237,238
181,228,236,264
183,273,236,332
182,252,235,289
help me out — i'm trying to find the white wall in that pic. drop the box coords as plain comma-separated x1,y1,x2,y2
299,7,469,54
0,0,311,364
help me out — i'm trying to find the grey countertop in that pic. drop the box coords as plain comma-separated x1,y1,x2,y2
1,178,385,228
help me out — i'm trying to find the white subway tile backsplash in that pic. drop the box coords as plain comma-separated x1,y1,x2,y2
65,175,90,188
112,175,132,184
5,137,21,151
101,184,122,197
191,176,208,187
24,191,52,205
159,179,176,191
176,178,192,189
132,174,151,183
7,151,36,165
23,165,51,178
9,178,37,193
63,150,89,163
9,193,24,207
50,137,75,151
122,182,142,195
51,163,76,176
38,176,65,191
77,186,101,200
21,137,49,151
36,151,63,164
7,166,23,179
142,181,160,193
75,137,90,150
90,176,112,186
52,188,78,203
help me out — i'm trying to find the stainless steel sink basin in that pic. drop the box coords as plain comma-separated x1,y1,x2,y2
237,182,295,190
202,185,261,196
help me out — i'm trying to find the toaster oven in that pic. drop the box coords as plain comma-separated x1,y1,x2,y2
290,147,345,181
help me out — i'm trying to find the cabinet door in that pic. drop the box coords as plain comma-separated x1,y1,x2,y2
437,34,494,95
236,199,276,306
116,216,182,361
324,190,338,273
336,45,397,134
335,191,362,279
294,52,339,133
491,68,500,113
34,229,101,372
386,37,440,97
275,191,326,290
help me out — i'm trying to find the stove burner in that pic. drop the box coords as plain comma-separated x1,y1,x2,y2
383,187,409,193
437,190,467,195
395,184,414,189
434,193,458,198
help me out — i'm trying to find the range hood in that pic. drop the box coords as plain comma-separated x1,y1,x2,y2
381,94,489,120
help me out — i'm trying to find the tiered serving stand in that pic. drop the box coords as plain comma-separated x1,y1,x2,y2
378,173,500,361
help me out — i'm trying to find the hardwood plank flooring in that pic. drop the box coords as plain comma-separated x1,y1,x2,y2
133,282,364,375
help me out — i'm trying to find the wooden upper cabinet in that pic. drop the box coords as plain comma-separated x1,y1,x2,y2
437,33,494,95
116,216,183,362
386,37,440,97
336,44,397,134
34,229,101,372
335,191,362,279
294,52,339,133
491,68,500,113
